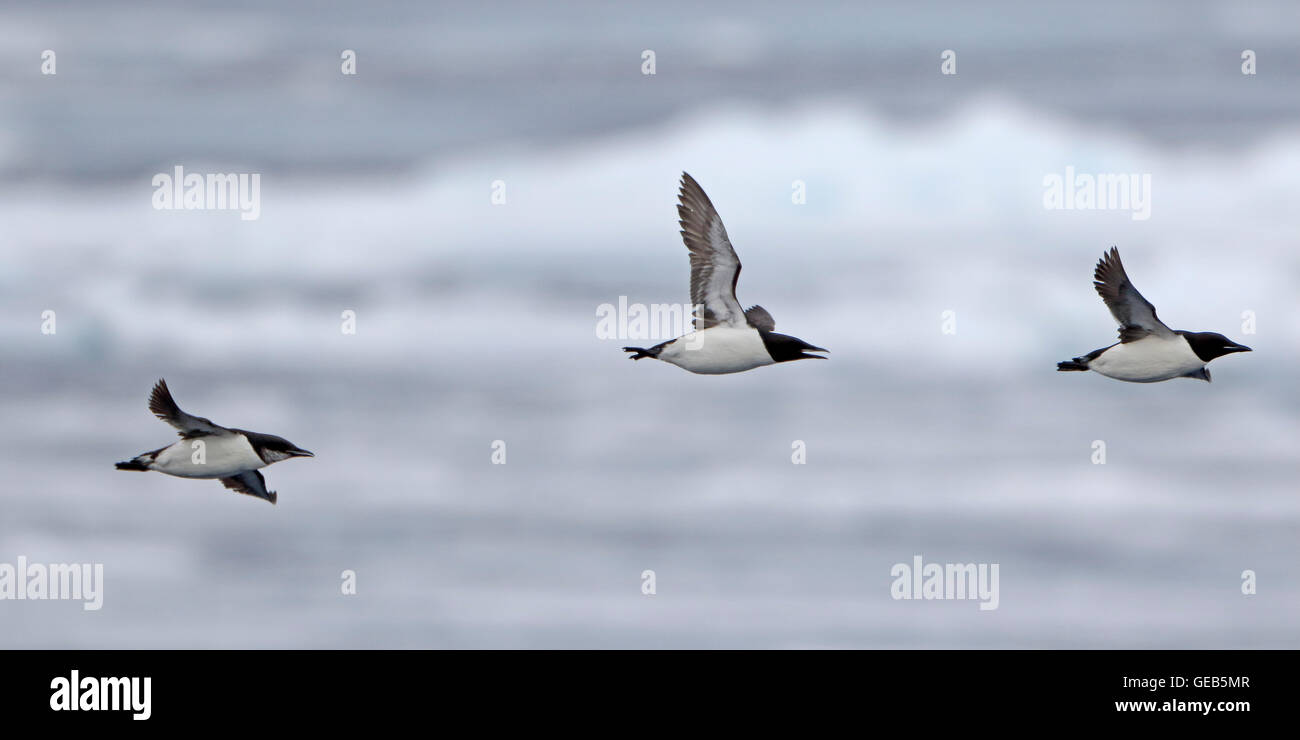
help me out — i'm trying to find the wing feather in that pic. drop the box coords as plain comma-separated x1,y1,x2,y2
744,305,776,332
148,379,226,437
678,173,746,329
1092,247,1173,342
219,470,277,505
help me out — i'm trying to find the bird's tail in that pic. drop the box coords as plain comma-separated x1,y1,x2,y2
115,448,160,471
1056,359,1090,371
623,343,665,361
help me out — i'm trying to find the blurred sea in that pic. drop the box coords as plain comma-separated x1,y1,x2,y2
0,1,1297,647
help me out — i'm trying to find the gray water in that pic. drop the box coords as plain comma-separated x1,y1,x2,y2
1,0,1297,648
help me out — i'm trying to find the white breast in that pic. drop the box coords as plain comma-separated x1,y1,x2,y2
1089,335,1204,383
658,326,774,374
150,434,265,478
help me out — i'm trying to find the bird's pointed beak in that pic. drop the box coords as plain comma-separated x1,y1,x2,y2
1227,343,1252,354
801,344,829,360
290,448,315,458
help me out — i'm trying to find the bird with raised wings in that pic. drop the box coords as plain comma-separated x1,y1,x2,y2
115,379,313,504
623,172,827,374
1057,247,1251,383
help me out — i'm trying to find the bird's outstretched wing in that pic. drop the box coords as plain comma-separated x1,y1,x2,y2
148,379,227,438
1093,247,1174,342
219,470,277,505
744,305,775,331
678,173,746,330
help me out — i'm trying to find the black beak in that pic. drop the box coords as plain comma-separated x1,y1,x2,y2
289,448,315,458
1227,344,1252,354
802,344,829,360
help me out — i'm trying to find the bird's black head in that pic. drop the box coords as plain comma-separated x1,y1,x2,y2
759,331,829,363
1180,331,1252,362
239,430,314,464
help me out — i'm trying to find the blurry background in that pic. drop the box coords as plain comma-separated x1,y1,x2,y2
0,0,1297,647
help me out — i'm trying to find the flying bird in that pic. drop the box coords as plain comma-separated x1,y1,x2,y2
623,172,827,374
1057,247,1251,383
115,379,313,504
